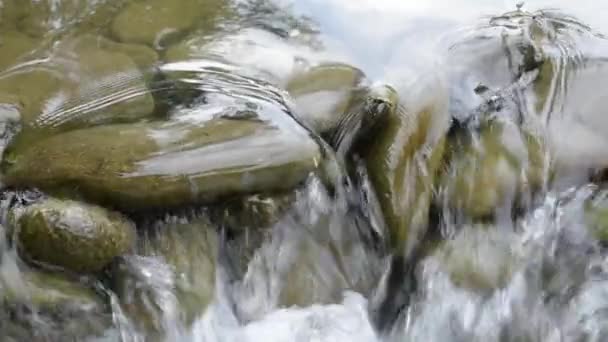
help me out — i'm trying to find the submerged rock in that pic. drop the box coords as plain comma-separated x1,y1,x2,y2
361,92,448,252
441,121,546,219
0,31,38,71
73,35,159,72
112,218,217,336
286,63,366,135
3,115,321,210
1,0,128,38
0,35,155,131
164,27,323,87
215,193,295,233
111,0,227,48
0,266,110,340
433,225,521,292
13,198,135,273
584,190,608,243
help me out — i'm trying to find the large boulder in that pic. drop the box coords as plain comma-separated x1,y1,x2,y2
0,35,155,131
13,198,135,273
3,115,321,210
111,0,227,48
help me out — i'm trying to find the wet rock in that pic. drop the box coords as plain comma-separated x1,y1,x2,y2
361,93,448,251
0,31,38,71
3,116,321,211
286,63,366,135
215,193,295,233
112,218,216,335
14,198,135,273
74,34,159,72
1,0,128,38
433,225,521,292
442,121,546,219
111,0,226,48
0,36,155,131
0,267,110,340
584,192,608,243
164,27,321,86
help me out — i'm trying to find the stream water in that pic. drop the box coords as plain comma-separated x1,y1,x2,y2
2,0,608,341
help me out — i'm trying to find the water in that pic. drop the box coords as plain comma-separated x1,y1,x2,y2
2,0,608,341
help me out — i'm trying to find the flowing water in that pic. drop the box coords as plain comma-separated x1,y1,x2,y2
2,0,608,341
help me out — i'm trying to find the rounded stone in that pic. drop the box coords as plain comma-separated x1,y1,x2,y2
15,198,135,273
111,0,226,48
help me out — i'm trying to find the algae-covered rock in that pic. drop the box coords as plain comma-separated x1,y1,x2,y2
584,191,608,243
14,198,135,273
164,28,318,86
112,219,216,336
361,92,448,251
1,0,127,38
433,225,521,292
442,121,546,219
0,31,38,71
73,34,159,71
3,116,321,210
286,63,365,135
0,266,110,340
112,0,226,48
0,36,155,131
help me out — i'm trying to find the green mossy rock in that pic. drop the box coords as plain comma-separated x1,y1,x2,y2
442,122,546,219
434,225,521,292
286,63,365,135
3,118,321,211
163,28,311,86
1,0,127,38
361,95,448,251
1,267,110,340
584,192,608,243
111,0,226,48
112,219,216,336
73,34,159,71
14,198,135,273
0,31,38,71
144,219,217,326
586,207,608,242
0,36,155,131
278,227,383,308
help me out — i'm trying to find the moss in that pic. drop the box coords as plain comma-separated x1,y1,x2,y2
3,119,321,211
15,198,135,273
